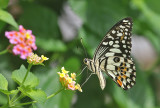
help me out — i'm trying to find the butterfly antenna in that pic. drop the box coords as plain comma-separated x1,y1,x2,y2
81,73,94,87
77,66,87,77
80,37,88,58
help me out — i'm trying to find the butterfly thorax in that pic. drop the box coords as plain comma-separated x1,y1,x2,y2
83,58,98,74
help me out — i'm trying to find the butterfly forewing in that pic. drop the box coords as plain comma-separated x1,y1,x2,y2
92,17,136,90
93,17,133,62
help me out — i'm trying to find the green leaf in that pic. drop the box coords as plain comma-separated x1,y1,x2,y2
12,65,39,88
0,93,7,105
0,74,8,92
18,87,47,103
0,9,18,29
27,89,47,103
0,0,9,9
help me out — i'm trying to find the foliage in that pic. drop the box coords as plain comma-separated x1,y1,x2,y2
0,0,160,108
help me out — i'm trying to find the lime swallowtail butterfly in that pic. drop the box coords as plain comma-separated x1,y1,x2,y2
84,17,136,90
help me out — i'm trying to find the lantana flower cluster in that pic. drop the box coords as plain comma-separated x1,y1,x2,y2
27,53,49,65
58,67,82,92
5,25,37,59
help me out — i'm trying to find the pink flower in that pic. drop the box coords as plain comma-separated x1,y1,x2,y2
5,25,37,59
68,81,76,90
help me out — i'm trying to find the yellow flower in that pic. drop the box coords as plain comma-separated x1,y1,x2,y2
57,67,82,92
57,72,65,78
66,77,73,83
41,55,49,61
26,33,31,39
71,73,76,80
75,84,82,92
61,67,69,74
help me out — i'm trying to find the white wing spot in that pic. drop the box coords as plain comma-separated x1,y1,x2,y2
117,33,123,36
110,49,121,53
105,53,114,56
127,85,131,89
133,66,136,70
109,41,113,45
123,20,128,22
123,54,126,57
131,82,134,86
113,44,119,48
123,45,126,48
108,36,114,39
125,32,128,35
102,42,108,45
128,22,131,25
124,36,127,39
119,25,125,29
125,50,128,53
112,30,116,34
127,78,131,82
133,77,136,81
115,41,119,43
122,40,125,44
125,28,128,31
120,29,123,32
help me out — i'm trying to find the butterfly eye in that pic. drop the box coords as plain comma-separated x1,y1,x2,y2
83,58,88,64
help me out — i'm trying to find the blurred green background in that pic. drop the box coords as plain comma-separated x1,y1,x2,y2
0,0,160,108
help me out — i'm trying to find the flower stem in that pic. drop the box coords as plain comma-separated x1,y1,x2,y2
7,95,10,106
47,87,64,99
10,63,32,104
0,49,8,55
12,93,24,104
15,101,36,106
21,63,32,85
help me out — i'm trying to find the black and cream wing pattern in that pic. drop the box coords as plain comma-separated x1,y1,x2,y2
92,17,136,90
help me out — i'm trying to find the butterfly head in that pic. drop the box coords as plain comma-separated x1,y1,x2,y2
83,58,95,72
83,58,89,65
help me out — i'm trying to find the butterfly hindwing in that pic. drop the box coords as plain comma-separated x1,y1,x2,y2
104,56,136,90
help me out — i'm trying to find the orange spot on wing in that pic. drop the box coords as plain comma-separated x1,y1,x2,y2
118,76,121,80
120,32,125,41
117,67,120,71
123,68,127,71
122,75,127,79
117,79,122,86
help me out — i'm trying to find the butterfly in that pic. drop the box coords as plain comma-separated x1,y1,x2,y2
83,17,136,90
